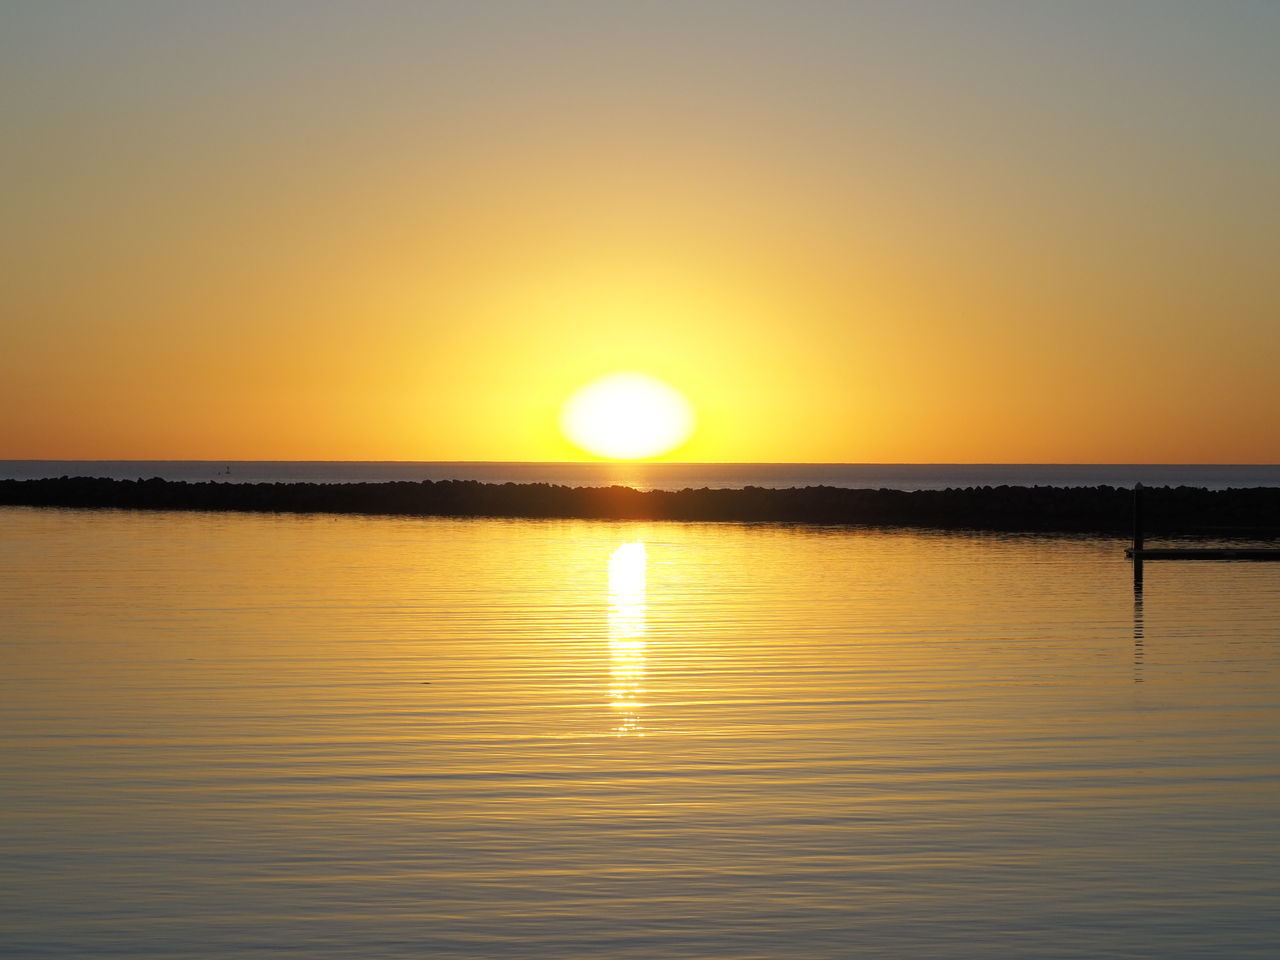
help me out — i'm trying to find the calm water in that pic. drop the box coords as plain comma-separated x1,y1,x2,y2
5,460,1280,490
2,506,1277,958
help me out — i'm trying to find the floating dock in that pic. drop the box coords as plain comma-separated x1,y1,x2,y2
1126,546,1280,560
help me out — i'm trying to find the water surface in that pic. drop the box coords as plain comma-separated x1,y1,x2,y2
1,507,1276,958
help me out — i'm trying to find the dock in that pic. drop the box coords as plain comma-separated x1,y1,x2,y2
1127,483,1280,564
1126,546,1280,560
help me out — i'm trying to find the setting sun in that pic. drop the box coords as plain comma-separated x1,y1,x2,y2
560,372,695,460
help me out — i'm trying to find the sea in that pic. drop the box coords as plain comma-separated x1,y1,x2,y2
4,460,1280,490
2,471,1278,958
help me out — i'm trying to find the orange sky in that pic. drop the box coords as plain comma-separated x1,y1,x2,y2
4,2,1278,462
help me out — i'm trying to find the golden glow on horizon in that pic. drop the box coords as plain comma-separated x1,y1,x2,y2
560,372,695,461
4,5,1279,463
608,541,647,737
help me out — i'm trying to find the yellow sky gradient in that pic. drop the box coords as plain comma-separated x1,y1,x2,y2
3,2,1278,462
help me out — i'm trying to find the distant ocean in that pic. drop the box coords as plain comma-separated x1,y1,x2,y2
4,461,1280,491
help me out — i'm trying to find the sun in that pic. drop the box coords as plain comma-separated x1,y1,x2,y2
560,372,695,460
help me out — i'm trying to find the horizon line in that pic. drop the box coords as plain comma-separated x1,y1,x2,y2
3,459,1279,468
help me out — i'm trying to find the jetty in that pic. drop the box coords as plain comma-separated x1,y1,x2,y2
7,476,1280,539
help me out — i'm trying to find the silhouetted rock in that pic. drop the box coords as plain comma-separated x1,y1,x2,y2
3,477,1279,536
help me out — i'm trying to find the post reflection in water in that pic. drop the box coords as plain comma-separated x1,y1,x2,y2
1133,579,1145,684
607,541,647,736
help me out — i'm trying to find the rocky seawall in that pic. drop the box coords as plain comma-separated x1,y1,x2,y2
6,476,1280,536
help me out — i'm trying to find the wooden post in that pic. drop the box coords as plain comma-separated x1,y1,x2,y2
1132,482,1144,587
1132,483,1144,553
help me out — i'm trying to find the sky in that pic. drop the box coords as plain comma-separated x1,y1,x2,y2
3,0,1278,463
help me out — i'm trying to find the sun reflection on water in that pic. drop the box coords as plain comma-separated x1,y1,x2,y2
607,541,647,736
